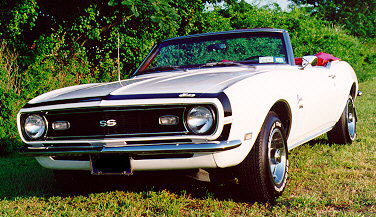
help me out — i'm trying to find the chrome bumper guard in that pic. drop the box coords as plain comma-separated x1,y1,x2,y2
22,140,242,157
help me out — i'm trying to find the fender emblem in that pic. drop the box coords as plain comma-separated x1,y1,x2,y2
179,93,196,98
99,119,117,127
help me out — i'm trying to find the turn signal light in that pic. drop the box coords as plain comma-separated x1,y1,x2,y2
159,115,179,125
52,121,70,130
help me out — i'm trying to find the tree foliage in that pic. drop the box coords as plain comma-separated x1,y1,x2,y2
289,0,376,38
1,0,225,80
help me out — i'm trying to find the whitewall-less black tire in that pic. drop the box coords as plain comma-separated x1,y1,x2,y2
327,95,357,144
237,111,289,202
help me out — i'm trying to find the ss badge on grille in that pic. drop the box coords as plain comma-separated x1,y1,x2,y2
99,119,117,127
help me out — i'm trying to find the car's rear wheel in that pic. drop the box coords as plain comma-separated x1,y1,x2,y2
237,111,288,202
327,95,357,144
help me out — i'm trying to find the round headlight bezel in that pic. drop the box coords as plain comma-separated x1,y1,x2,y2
23,114,47,140
186,106,216,135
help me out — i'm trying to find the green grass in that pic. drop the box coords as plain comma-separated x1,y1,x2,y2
0,79,375,216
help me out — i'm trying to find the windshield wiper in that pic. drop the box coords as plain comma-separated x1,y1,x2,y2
197,61,251,69
139,65,187,75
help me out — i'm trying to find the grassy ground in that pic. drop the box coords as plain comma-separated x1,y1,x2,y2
0,79,375,216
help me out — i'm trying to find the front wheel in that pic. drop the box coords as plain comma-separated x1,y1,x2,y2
327,95,357,144
237,111,288,202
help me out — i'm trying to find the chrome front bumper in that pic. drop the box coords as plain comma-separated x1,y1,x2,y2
22,140,241,157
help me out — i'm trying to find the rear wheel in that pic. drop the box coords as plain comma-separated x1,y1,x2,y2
237,111,288,202
327,95,357,144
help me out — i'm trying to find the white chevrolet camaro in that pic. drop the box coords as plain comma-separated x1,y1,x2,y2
18,28,359,202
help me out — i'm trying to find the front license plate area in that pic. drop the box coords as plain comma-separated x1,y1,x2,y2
90,154,132,175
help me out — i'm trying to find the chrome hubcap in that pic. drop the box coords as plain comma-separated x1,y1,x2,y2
347,98,356,140
268,128,287,185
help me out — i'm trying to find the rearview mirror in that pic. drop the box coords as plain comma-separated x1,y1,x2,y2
301,55,318,69
206,43,227,51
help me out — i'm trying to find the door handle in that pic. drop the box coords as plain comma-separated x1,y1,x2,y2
328,74,336,78
297,94,304,109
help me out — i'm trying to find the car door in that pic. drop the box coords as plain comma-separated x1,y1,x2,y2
326,62,349,123
294,65,337,141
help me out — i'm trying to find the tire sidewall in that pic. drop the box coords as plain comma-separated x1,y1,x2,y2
327,95,357,144
345,96,356,142
260,113,289,195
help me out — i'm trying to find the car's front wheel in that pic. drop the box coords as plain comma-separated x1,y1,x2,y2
237,111,288,202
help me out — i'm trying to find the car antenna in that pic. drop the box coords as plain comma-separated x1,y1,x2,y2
117,33,121,81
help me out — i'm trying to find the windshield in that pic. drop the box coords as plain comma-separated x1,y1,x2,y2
137,32,287,75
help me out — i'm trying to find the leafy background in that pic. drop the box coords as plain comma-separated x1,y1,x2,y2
0,0,375,154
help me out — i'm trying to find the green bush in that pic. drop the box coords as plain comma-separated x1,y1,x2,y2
200,3,375,81
290,0,375,38
0,87,23,155
0,43,25,155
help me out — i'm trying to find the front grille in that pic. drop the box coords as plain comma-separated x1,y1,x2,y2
43,106,188,140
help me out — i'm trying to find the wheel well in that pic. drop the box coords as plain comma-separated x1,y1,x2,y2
350,83,357,99
270,101,292,138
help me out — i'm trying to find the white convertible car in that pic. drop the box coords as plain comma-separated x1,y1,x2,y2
18,28,359,202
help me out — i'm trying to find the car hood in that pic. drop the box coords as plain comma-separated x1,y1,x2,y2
28,66,271,104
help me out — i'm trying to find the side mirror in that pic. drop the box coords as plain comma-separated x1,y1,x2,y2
301,55,318,69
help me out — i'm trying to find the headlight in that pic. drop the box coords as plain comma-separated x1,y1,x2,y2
24,115,46,139
186,106,214,134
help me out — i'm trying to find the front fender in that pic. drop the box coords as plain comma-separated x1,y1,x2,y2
212,72,298,168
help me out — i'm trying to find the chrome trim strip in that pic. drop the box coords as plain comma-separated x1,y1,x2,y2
161,29,286,43
22,130,229,145
24,106,192,140
22,140,242,156
24,104,220,141
47,131,190,139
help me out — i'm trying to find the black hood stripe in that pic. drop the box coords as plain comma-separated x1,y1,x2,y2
22,93,232,116
23,97,102,108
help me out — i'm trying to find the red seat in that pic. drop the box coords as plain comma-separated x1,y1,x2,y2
315,52,340,66
295,53,340,66
295,57,303,65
